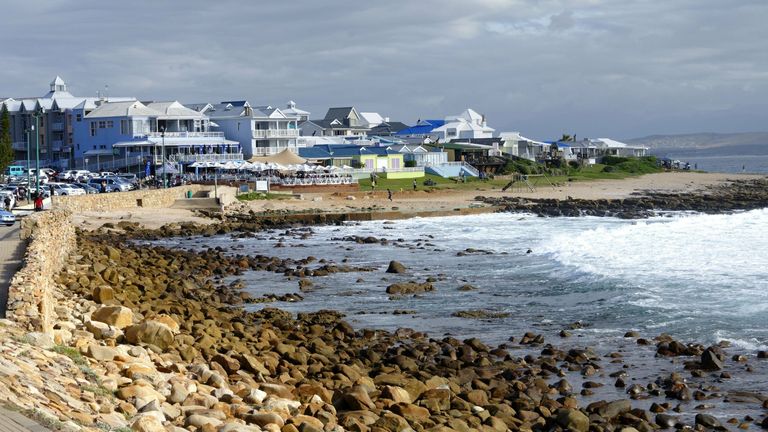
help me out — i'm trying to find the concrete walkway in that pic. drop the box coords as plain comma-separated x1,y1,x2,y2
0,227,50,431
0,224,25,319
0,407,49,432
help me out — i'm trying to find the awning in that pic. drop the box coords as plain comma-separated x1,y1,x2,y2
248,149,307,165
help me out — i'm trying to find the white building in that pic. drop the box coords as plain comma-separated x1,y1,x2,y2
189,101,302,158
430,108,495,142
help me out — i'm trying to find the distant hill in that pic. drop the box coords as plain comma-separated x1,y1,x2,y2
626,132,768,156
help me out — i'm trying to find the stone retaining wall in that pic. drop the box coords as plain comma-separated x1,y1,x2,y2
8,210,76,333
52,185,209,213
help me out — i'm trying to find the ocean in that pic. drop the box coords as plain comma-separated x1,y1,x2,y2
158,210,768,418
664,154,768,174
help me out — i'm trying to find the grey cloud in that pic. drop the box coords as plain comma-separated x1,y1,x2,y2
1,0,766,139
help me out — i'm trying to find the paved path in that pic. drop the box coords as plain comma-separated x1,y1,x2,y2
0,227,49,431
0,407,49,432
0,224,25,319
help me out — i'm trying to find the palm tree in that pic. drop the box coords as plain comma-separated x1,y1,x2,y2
560,134,574,142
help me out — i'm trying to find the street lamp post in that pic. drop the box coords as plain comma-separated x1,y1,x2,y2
161,127,166,188
25,128,31,202
32,109,43,196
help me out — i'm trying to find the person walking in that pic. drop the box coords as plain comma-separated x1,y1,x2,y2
387,188,393,201
412,179,417,191
3,195,11,211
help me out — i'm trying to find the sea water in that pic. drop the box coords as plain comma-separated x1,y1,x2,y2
159,210,768,417
163,210,768,350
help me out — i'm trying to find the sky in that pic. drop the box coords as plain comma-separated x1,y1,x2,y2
1,0,766,141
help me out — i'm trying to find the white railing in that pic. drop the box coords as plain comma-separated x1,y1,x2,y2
350,167,425,175
426,161,480,177
169,153,243,163
143,131,225,138
252,129,299,139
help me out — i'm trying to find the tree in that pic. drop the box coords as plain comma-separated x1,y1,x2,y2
560,134,574,142
0,104,14,179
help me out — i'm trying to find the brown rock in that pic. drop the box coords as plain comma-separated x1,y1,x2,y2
92,305,134,329
92,285,115,304
124,320,175,350
390,403,431,421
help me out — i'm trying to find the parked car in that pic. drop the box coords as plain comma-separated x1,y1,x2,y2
27,169,49,184
0,209,15,226
71,183,99,194
99,171,117,177
88,177,131,192
48,182,86,196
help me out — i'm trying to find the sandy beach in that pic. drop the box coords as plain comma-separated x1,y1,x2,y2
69,171,764,230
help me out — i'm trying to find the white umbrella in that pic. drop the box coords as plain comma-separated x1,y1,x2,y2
190,161,206,168
313,165,326,172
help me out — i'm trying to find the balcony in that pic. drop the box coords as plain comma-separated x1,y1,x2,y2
51,122,64,131
141,131,225,138
252,129,299,139
12,142,27,151
52,140,64,152
167,153,243,163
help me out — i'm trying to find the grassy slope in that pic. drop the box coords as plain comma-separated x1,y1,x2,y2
358,159,662,193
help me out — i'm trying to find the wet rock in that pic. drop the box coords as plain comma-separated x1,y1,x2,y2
695,413,725,430
386,281,434,295
556,409,589,432
386,260,407,274
655,413,679,429
701,348,725,370
452,310,510,319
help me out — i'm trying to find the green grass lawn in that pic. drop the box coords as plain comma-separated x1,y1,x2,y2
357,157,662,193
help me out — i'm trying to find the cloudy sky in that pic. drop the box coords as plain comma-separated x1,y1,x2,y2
1,0,766,140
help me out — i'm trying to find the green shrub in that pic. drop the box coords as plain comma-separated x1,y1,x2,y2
602,155,630,165
602,165,615,173
404,159,416,168
51,345,88,366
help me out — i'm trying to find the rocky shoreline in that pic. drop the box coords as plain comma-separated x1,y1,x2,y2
3,178,768,432
476,178,768,218
0,215,762,432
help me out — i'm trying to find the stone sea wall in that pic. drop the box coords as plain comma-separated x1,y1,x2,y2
52,185,211,213
8,209,76,333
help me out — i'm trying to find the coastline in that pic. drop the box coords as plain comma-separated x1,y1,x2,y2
0,172,766,431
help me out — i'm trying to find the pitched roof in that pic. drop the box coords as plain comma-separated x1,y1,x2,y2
369,121,410,134
323,107,356,121
360,112,384,126
85,101,161,118
146,101,206,119
395,120,445,136
298,146,333,160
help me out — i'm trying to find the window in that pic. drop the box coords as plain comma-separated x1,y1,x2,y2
76,114,82,122
98,121,106,129
106,120,114,128
120,120,128,135
447,128,457,137
100,145,106,150
90,122,97,136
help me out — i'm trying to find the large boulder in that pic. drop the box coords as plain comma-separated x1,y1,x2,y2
386,261,407,274
92,305,134,329
125,320,175,350
556,409,590,432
